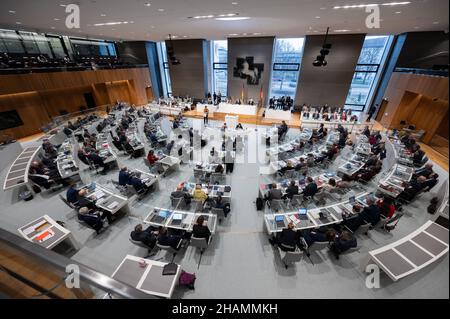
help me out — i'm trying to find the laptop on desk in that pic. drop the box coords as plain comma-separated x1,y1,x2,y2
171,213,183,226
275,215,285,228
298,208,308,220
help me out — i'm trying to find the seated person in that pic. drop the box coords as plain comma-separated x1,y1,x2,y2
278,161,295,176
377,196,396,219
329,230,357,259
77,149,90,165
192,215,212,242
294,157,307,171
171,185,192,205
302,177,318,198
157,227,183,250
118,167,131,186
112,137,123,151
66,181,79,206
147,150,160,165
63,125,73,137
128,174,147,194
303,228,336,247
422,173,439,192
306,154,315,167
322,178,337,192
268,222,299,252
130,224,159,249
283,180,299,199
88,150,109,174
193,184,209,204
215,164,225,174
78,207,112,234
76,188,96,210
213,195,231,217
398,176,426,202
236,123,244,130
414,163,434,179
265,183,282,201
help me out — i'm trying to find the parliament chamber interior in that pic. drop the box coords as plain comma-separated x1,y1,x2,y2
0,0,448,300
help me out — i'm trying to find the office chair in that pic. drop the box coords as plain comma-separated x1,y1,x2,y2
156,240,182,263
190,236,211,269
268,199,284,213
278,245,303,269
129,238,155,258
171,196,187,209
211,207,225,223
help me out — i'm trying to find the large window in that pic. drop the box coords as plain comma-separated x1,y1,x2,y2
345,35,392,111
212,40,228,97
156,41,172,98
70,38,116,57
269,38,305,101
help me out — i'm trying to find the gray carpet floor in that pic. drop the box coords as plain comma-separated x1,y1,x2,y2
0,118,448,299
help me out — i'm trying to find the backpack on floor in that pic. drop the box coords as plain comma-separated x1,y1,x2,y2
19,191,33,201
256,197,264,211
179,270,196,290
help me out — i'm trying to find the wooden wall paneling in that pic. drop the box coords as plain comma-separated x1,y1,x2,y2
145,86,154,102
105,80,132,104
0,68,152,96
408,96,449,143
91,83,110,106
0,91,51,138
393,91,422,126
435,108,449,140
39,86,93,117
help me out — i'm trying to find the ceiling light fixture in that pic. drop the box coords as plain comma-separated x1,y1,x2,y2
8,10,16,14
15,22,22,25
433,21,439,24
381,2,411,6
157,8,165,12
93,21,131,26
334,29,351,32
215,16,250,21
232,2,239,4
100,13,106,17
334,2,410,9
144,2,151,6
54,18,60,21
315,16,321,19
228,33,239,36
395,11,401,14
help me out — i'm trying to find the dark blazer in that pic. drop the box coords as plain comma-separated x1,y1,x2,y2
192,224,211,242
131,229,157,248
286,185,299,198
66,187,78,205
360,204,381,226
277,229,299,251
303,182,318,197
158,234,182,250
118,170,130,186
268,188,282,200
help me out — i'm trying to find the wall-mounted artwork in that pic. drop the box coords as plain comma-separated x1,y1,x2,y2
233,56,264,85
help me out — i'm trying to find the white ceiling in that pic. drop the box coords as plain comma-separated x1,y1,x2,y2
0,0,448,41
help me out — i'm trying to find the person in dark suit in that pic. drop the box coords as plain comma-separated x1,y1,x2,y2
329,230,357,259
75,188,96,210
213,195,231,217
283,180,299,199
88,150,109,174
66,181,79,206
302,177,318,197
414,163,434,179
118,167,131,186
265,183,282,201
359,197,381,226
192,215,211,242
399,176,426,201
130,224,159,248
78,207,112,234
157,227,183,250
423,173,439,192
269,222,299,252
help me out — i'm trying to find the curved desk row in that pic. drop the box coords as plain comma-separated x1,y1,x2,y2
3,146,41,193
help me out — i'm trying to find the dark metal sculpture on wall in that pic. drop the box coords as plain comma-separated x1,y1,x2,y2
233,56,264,85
